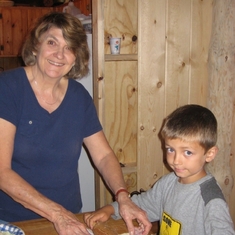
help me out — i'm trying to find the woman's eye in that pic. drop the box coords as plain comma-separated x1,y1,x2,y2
47,40,56,46
65,46,74,53
185,150,192,156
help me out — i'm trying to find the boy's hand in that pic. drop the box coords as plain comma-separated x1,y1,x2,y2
84,205,114,229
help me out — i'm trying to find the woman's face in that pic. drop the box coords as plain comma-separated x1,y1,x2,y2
34,27,76,79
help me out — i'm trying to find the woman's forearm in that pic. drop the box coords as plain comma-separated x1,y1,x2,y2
84,131,127,195
0,168,65,222
96,151,127,194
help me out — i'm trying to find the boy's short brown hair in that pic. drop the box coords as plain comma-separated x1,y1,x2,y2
161,104,217,152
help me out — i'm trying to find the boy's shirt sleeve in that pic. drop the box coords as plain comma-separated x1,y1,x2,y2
205,198,235,235
111,201,121,220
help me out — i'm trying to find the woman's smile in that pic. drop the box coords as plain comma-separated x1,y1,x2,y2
47,59,64,67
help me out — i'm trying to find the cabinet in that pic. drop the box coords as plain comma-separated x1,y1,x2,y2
0,7,54,57
93,0,213,208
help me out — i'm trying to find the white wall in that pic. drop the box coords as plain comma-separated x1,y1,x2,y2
77,34,95,212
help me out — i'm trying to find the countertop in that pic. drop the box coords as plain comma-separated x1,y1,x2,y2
12,213,159,235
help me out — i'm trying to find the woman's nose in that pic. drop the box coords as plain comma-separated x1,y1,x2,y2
54,48,65,58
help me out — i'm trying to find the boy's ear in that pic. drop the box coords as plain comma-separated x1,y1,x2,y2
205,146,218,163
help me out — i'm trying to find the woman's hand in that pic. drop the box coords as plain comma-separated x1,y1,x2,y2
117,194,152,235
52,209,92,235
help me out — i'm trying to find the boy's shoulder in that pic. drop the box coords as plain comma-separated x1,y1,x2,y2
158,172,225,205
200,175,225,205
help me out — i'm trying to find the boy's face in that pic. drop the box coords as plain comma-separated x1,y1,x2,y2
165,138,217,184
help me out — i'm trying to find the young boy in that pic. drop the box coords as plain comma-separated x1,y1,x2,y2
85,104,235,235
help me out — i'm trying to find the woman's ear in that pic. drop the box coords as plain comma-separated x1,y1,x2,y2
205,146,218,163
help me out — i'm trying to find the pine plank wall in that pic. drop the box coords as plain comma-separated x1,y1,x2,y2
137,0,235,224
207,0,235,224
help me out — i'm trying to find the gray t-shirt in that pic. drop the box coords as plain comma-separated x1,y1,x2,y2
112,172,235,235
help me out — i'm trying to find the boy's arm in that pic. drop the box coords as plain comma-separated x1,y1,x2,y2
205,199,235,235
84,204,115,229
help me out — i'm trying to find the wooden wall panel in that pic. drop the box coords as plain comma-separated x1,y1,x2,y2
189,0,212,104
138,0,167,189
93,0,139,207
104,61,138,165
124,172,137,193
92,0,106,209
103,0,137,54
207,0,235,224
0,7,53,57
27,8,53,29
2,9,13,55
165,0,191,110
11,8,27,55
93,1,235,224
138,0,212,191
231,103,235,224
0,8,2,56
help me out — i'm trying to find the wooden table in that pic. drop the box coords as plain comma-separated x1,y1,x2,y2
13,213,158,235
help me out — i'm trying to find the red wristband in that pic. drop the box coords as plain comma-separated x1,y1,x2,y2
115,188,129,201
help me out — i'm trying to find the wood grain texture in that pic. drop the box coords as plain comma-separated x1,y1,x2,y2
207,0,235,224
103,0,137,54
104,61,137,164
92,0,107,209
2,8,13,55
124,172,137,193
94,0,215,209
93,0,139,207
0,7,53,57
12,8,28,55
13,213,158,235
0,8,2,56
138,0,168,189
137,0,212,190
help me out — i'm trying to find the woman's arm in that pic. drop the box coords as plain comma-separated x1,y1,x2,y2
0,118,90,235
83,130,125,193
84,131,152,235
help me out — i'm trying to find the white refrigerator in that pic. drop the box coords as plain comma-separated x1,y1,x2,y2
76,33,95,212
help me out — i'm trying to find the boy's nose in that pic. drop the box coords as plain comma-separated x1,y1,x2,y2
173,153,181,165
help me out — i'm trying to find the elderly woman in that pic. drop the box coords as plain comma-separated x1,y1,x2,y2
0,12,151,235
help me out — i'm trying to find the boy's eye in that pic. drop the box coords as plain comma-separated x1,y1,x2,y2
166,147,174,153
184,150,192,156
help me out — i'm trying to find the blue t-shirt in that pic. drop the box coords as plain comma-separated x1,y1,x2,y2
0,67,102,221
